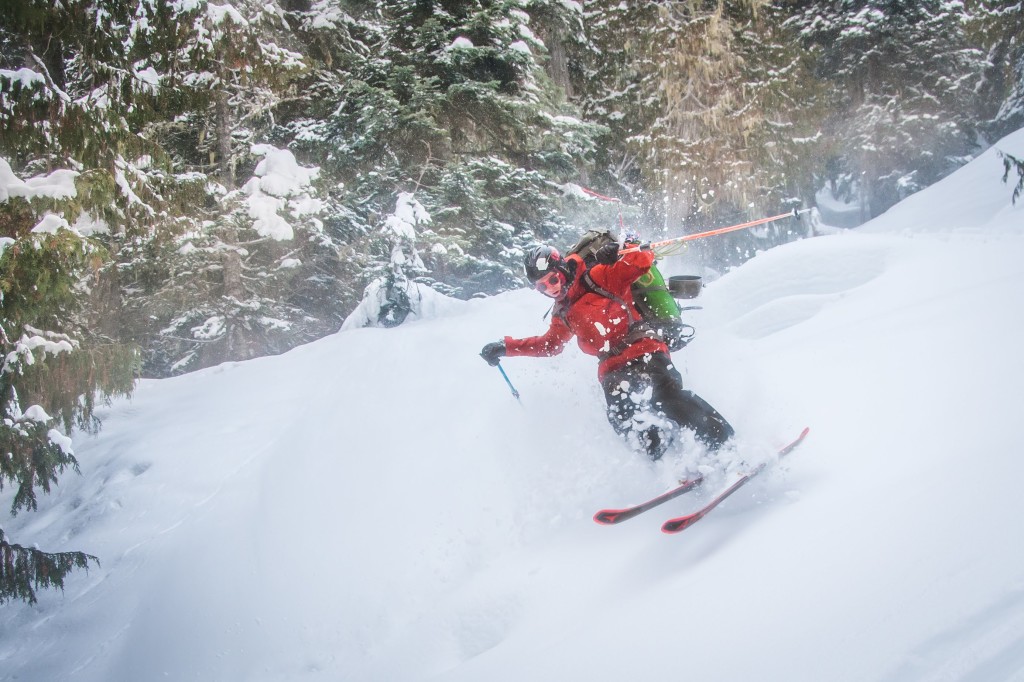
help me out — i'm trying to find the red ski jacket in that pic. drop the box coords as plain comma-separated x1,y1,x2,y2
504,250,669,380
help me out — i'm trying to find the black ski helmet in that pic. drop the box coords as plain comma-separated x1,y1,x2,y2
524,244,565,280
524,245,564,284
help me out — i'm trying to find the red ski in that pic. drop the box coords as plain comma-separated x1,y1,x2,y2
593,475,705,525
661,427,810,534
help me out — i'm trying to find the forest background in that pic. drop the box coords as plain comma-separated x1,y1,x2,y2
1,0,1023,602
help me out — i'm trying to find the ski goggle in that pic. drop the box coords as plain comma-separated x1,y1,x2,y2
534,270,566,298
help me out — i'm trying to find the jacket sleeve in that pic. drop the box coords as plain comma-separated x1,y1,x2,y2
594,249,655,294
504,316,574,358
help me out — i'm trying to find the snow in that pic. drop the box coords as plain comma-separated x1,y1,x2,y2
171,0,203,13
133,66,161,93
815,185,863,228
341,192,435,330
2,128,1024,681
245,190,295,240
47,428,74,455
30,213,72,234
509,40,531,55
250,144,319,197
393,191,431,227
0,157,78,203
447,36,475,50
3,332,77,373
21,405,51,423
0,67,45,89
191,315,225,340
241,144,321,241
206,3,248,27
72,211,110,236
113,158,149,211
340,278,460,331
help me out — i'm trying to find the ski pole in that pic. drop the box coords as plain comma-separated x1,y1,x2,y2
496,361,522,402
620,207,811,256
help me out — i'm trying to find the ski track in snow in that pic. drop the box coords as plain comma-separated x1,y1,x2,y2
878,585,1024,682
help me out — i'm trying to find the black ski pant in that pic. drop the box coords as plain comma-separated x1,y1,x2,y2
600,351,734,460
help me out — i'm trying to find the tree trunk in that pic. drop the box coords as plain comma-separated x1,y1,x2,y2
221,248,244,300
541,23,573,98
216,89,234,190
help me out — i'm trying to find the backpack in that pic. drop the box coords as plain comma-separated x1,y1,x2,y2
566,230,695,352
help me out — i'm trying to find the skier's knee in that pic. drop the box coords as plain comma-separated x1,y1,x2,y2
697,414,734,451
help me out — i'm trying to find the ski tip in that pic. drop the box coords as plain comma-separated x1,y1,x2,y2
594,510,622,525
661,514,699,534
782,426,810,447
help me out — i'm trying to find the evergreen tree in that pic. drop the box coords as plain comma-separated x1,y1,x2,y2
786,0,991,220
0,0,199,233
968,0,1024,141
97,0,355,375
286,0,604,301
342,191,432,328
574,0,823,267
1,0,218,374
0,160,135,605
139,144,345,374
1,2,144,601
166,0,308,190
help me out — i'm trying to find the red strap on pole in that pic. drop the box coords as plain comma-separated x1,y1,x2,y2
579,186,622,203
578,185,627,231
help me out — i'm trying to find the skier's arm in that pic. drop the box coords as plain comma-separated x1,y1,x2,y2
595,249,655,291
504,316,573,358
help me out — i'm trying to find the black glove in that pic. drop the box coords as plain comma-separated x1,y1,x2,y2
480,341,506,366
595,242,620,264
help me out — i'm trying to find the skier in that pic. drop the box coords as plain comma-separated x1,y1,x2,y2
480,242,734,460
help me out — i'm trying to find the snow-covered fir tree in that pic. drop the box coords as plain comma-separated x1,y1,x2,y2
342,191,433,329
785,0,992,220
286,0,606,299
571,1,824,267
969,0,1024,141
0,160,135,604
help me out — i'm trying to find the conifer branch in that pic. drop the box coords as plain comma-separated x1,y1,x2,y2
0,529,98,605
27,51,71,103
999,150,1024,205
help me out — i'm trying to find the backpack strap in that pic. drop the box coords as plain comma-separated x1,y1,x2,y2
580,271,638,325
597,324,663,362
579,271,664,360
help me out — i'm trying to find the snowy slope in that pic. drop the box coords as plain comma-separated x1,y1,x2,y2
1,129,1023,682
